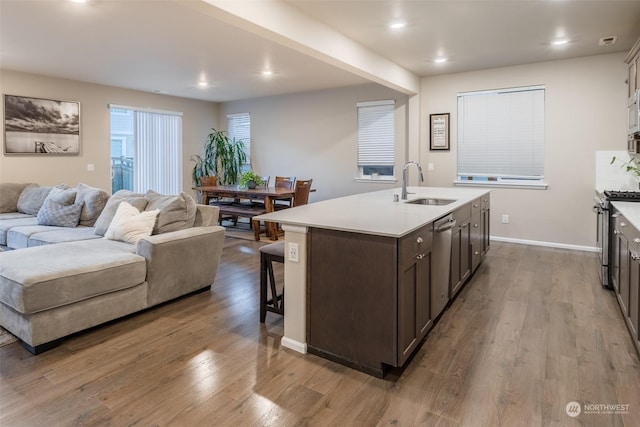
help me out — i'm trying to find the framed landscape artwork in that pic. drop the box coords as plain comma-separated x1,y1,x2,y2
3,94,80,155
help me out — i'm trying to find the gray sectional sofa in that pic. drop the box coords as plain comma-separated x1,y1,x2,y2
0,183,225,353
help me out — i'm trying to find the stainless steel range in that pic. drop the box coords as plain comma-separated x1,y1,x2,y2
594,189,640,288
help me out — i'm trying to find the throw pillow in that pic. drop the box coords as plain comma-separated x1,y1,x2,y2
37,199,84,227
0,183,36,213
75,183,110,227
145,190,196,234
93,190,148,236
45,186,77,205
16,185,53,215
105,201,160,244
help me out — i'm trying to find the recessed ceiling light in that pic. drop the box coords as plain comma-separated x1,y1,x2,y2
261,70,274,77
551,39,569,46
389,21,407,30
434,57,448,63
197,80,209,88
69,0,87,3
599,36,617,46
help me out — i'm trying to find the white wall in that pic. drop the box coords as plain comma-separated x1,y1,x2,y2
421,53,628,248
221,83,409,201
0,69,219,194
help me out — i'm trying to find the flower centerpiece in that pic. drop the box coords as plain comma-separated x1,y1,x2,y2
239,171,263,189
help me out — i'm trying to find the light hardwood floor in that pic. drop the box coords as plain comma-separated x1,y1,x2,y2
1,239,639,426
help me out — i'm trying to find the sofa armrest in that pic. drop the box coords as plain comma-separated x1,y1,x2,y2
136,225,225,307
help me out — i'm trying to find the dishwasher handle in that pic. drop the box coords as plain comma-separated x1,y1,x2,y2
435,218,456,232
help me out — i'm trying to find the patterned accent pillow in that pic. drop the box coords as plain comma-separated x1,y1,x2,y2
37,199,85,227
105,201,160,244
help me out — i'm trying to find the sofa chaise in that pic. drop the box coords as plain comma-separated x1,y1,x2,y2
0,183,225,353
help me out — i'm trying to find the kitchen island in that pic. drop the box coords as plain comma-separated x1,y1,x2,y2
255,186,491,377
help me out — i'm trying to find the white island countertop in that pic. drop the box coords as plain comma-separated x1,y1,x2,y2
255,186,491,238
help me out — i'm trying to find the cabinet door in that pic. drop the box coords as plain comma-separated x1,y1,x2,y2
612,212,622,292
630,251,639,342
398,226,432,365
629,59,637,102
617,215,630,315
481,196,490,255
450,220,470,297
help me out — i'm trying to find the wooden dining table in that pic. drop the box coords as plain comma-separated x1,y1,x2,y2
193,185,296,240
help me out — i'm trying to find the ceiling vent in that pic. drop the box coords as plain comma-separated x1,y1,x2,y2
599,36,617,46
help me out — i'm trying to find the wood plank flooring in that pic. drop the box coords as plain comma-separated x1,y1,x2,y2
1,239,639,426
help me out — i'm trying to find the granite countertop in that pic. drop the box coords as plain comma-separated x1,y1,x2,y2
611,201,640,231
255,186,490,238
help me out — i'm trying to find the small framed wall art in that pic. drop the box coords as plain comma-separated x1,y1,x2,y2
3,94,80,155
429,113,450,151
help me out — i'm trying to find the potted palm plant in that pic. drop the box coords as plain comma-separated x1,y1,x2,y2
191,128,247,186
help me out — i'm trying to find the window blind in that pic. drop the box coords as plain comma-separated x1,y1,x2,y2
457,86,545,182
134,110,182,195
357,100,395,167
227,113,251,166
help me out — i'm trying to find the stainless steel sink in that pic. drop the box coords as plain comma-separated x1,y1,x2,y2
405,198,456,206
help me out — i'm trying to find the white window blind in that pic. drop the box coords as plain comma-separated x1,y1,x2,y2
134,110,183,195
357,100,395,175
457,86,545,184
227,113,251,166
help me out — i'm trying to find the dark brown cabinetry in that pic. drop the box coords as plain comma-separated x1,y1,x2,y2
450,204,471,297
306,194,491,377
611,207,640,356
307,225,432,377
398,225,433,365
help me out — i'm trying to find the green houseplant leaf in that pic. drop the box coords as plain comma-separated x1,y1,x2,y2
192,128,247,186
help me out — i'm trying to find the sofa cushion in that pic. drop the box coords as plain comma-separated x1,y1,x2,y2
0,239,145,315
0,183,35,213
76,183,110,227
105,202,159,244
94,190,148,236
7,225,68,250
28,227,102,247
145,190,196,234
36,199,84,228
0,212,34,221
0,217,38,246
16,185,52,215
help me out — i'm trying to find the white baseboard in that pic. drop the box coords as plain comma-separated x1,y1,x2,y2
281,336,307,354
490,236,598,253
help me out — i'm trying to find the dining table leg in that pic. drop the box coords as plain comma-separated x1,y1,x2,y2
264,196,278,241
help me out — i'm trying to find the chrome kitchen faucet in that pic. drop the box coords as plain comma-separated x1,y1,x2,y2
401,161,424,200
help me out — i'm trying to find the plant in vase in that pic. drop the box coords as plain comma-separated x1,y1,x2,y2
611,155,640,188
240,171,263,189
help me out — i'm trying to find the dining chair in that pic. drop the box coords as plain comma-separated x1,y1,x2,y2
274,176,296,208
292,178,313,207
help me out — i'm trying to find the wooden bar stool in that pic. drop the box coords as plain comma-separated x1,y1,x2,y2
259,241,285,322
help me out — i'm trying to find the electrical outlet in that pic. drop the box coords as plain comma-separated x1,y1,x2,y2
288,242,299,262
502,214,509,224
427,163,434,171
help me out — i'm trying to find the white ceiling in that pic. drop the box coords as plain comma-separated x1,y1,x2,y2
1,0,639,103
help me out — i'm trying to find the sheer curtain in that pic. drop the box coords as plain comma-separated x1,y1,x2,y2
134,111,182,194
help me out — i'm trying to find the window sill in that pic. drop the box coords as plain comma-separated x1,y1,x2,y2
354,177,398,184
453,180,548,190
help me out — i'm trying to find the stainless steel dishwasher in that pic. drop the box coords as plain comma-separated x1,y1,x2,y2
431,214,456,319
